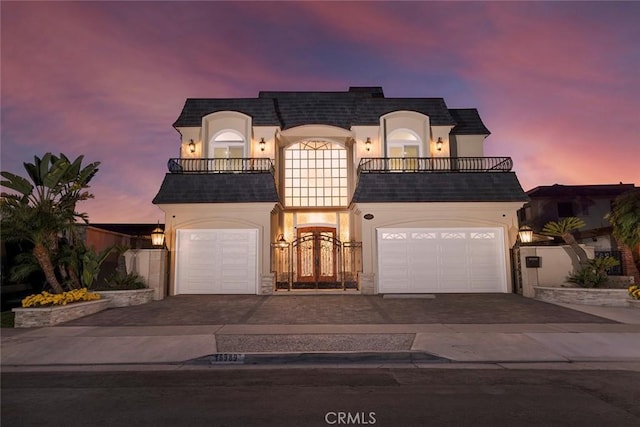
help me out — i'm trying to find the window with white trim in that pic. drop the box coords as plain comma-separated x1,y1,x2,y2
208,130,245,170
284,141,348,207
387,129,422,170
210,130,245,158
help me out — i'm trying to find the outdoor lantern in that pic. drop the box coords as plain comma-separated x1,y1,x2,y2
151,222,165,247
436,137,443,151
259,138,266,152
276,234,288,250
188,139,196,153
365,137,371,152
518,225,534,244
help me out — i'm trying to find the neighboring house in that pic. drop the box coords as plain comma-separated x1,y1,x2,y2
80,223,162,251
518,183,638,276
153,87,529,295
519,183,636,250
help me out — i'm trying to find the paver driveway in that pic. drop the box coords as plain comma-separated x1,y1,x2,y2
64,294,616,326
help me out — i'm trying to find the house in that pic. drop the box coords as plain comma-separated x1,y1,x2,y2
518,183,638,277
153,87,529,295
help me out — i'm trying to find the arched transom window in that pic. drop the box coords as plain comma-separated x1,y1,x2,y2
387,129,422,158
284,141,348,207
209,130,245,158
387,129,423,170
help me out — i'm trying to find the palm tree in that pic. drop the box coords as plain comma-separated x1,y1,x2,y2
1,153,100,293
541,217,589,267
607,189,640,274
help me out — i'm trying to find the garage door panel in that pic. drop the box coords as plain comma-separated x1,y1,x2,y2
378,227,507,293
176,229,257,294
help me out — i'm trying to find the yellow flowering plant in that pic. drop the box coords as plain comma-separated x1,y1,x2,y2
629,285,640,300
21,288,101,308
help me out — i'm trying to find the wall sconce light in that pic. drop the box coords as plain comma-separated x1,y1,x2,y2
150,222,165,247
259,138,266,152
435,137,443,152
188,139,196,153
518,225,533,244
275,234,288,250
364,137,371,152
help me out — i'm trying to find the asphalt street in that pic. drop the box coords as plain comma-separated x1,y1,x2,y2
2,368,639,427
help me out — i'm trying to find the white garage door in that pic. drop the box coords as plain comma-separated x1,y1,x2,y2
377,228,507,293
175,229,258,294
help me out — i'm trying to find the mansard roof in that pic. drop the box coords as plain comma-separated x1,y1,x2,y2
152,173,279,204
173,86,486,133
449,109,491,135
352,172,528,203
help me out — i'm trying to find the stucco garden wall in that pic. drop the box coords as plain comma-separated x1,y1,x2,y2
124,249,167,300
518,245,595,298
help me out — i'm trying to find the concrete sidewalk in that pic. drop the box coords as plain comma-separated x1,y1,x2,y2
3,312,640,370
2,298,639,371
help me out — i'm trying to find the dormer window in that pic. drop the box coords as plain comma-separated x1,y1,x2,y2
209,130,245,159
387,129,422,170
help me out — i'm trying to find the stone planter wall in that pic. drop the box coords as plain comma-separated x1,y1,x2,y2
12,299,110,328
96,288,154,308
534,286,630,307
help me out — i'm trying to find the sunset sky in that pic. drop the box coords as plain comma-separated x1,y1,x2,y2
2,1,638,223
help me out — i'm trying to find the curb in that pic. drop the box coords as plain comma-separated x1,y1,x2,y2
185,351,451,366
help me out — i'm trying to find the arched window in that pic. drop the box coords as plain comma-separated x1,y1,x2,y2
209,130,245,159
387,129,422,157
387,129,423,170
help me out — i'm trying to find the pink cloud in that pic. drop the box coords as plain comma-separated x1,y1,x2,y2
2,2,638,223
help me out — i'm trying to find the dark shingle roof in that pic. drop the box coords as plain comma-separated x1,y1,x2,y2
172,98,278,128
265,91,361,129
527,184,636,198
173,87,463,130
152,173,279,204
354,98,455,126
449,109,491,135
352,172,528,203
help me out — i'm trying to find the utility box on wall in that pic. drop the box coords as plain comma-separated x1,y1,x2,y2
525,256,541,268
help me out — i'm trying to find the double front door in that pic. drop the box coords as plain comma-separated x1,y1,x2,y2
296,227,337,283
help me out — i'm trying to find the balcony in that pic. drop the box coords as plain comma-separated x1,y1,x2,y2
357,157,513,174
167,158,274,174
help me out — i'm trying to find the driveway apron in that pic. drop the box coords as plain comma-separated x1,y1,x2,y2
63,294,616,326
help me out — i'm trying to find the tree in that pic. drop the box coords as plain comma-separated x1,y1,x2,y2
606,189,640,274
541,217,589,267
1,153,100,293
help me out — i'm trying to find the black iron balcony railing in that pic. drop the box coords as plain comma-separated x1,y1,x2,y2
357,157,513,174
167,158,274,174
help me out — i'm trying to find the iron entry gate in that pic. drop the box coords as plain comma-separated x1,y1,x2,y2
271,230,362,291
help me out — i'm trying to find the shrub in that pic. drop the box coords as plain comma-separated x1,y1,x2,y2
21,288,101,308
94,272,147,291
568,267,607,288
629,285,640,300
567,256,620,288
